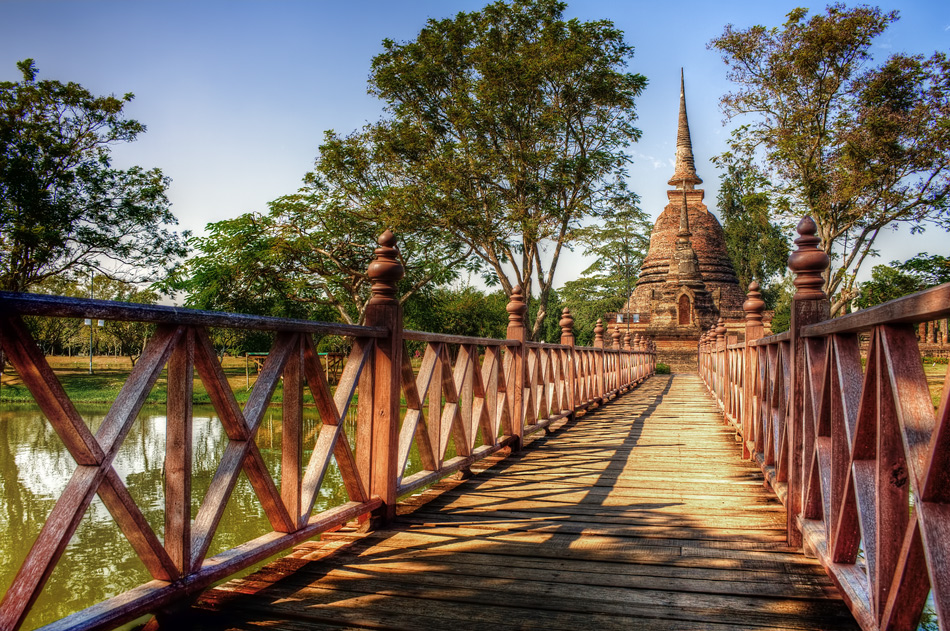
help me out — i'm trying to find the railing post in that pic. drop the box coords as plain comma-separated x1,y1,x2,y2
593,319,606,401
362,230,405,525
559,308,576,415
699,333,706,383
716,318,726,408
623,332,632,387
506,287,527,452
786,216,830,548
633,335,642,382
742,282,765,460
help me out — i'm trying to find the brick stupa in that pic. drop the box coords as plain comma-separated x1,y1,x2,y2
612,70,746,371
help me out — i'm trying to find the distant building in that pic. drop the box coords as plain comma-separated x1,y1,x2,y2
609,70,749,371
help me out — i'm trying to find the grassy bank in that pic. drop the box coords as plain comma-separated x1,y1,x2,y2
2,355,945,407
0,355,296,405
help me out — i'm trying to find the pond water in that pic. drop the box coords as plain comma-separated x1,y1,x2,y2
0,402,415,629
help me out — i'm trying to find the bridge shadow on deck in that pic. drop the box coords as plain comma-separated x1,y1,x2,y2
188,375,859,631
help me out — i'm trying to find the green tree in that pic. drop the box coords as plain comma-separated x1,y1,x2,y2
710,6,950,316
169,175,473,325
317,0,646,339
855,264,921,309
0,59,188,292
896,252,950,287
559,191,652,343
715,155,790,305
89,276,159,368
856,252,950,308
404,286,509,340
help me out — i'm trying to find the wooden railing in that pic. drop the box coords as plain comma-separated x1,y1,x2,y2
700,216,950,631
0,231,654,631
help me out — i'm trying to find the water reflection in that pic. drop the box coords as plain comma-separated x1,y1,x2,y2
0,403,397,629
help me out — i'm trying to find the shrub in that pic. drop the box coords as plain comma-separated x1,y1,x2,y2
655,363,671,374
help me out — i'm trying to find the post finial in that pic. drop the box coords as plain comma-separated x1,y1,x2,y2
367,230,404,305
716,317,727,340
506,286,528,325
623,331,632,350
559,307,574,337
788,216,830,299
743,281,765,324
612,327,622,350
594,318,604,345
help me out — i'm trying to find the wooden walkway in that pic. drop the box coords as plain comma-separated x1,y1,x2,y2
188,374,858,631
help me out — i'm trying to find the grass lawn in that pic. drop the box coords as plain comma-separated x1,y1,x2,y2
0,355,294,405
924,362,948,409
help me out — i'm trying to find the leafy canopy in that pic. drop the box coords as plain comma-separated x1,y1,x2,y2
560,189,652,343
167,173,474,325
317,0,646,338
0,59,188,292
714,154,790,307
856,252,950,309
710,6,950,316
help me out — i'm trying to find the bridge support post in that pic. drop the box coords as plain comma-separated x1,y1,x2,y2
506,288,528,452
786,217,830,548
362,230,404,526
742,283,765,460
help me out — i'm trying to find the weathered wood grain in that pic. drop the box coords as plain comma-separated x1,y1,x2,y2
190,374,858,631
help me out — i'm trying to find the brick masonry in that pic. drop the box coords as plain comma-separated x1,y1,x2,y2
608,71,746,372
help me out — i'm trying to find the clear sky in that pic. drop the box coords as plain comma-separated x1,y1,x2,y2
2,0,949,292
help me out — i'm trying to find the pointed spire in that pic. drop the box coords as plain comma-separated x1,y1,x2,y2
668,69,703,190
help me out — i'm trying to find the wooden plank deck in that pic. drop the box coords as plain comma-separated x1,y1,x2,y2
187,374,859,631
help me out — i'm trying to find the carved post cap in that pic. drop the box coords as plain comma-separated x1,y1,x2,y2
743,281,765,324
506,286,528,324
593,318,604,341
367,229,404,305
623,331,632,350
612,327,622,349
788,216,830,300
716,317,726,339
559,307,574,336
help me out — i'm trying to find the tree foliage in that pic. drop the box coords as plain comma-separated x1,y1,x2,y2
715,155,790,306
856,252,950,308
168,175,473,325
710,6,950,315
559,191,652,343
317,0,646,338
22,275,158,366
403,286,509,340
0,59,188,292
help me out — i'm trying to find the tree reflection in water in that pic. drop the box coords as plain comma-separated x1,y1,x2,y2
0,403,407,629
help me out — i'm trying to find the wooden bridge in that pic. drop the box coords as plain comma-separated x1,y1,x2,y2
0,221,948,631
190,373,857,631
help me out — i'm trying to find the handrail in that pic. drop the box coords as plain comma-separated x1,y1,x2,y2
699,216,950,631
0,291,388,338
0,236,656,631
402,329,516,346
749,330,790,346
801,283,950,336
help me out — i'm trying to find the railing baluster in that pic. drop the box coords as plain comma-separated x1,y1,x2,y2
165,327,194,575
281,335,304,529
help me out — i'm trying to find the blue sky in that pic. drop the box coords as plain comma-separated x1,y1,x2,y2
2,0,949,291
